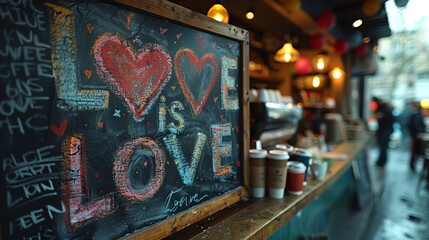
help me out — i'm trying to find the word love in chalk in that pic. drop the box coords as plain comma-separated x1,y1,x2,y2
63,122,233,226
163,186,208,213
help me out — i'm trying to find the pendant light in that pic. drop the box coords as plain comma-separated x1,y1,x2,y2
246,6,255,20
312,76,321,88
207,0,229,23
329,67,344,81
313,52,330,72
275,24,299,63
274,41,300,63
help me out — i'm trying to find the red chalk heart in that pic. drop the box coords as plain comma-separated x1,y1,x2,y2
174,49,218,116
50,120,68,136
93,34,172,121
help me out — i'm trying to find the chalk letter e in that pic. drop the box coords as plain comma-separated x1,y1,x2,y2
211,124,233,177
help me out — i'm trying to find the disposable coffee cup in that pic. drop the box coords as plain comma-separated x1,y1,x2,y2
249,149,268,198
312,161,328,181
290,148,312,185
286,161,306,195
267,150,289,199
275,144,294,154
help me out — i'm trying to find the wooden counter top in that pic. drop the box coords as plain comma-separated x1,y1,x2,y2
170,136,373,240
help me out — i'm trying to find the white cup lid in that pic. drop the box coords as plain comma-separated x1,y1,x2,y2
249,149,268,158
287,161,306,173
268,150,290,160
293,148,312,157
275,144,294,152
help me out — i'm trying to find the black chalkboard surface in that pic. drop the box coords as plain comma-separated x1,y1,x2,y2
0,0,249,239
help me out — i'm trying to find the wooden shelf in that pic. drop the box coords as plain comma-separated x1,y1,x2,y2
250,71,283,82
301,102,324,109
167,136,374,240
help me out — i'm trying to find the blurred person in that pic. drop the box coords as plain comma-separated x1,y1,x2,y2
371,97,395,168
408,104,429,190
397,101,420,147
408,103,427,171
423,107,429,190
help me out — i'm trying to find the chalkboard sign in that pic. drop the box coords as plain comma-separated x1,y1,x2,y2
0,0,250,239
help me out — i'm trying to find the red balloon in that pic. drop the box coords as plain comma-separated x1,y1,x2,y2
355,43,369,56
317,10,336,30
309,33,327,49
335,39,350,55
295,57,312,75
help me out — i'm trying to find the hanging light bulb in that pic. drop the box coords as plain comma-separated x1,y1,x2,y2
246,7,254,20
316,58,325,70
312,76,321,88
329,67,344,80
207,1,229,23
313,52,330,72
352,19,363,28
274,42,300,63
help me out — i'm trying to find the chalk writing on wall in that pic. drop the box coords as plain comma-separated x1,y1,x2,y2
2,145,65,238
0,2,53,137
1,1,64,238
1,1,243,239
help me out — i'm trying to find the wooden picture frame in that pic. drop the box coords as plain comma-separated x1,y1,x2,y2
0,0,249,239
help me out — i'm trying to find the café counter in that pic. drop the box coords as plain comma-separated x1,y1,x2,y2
168,135,374,239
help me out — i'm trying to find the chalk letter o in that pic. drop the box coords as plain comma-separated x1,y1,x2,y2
114,137,165,201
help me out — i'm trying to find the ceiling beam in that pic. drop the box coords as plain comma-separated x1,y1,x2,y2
263,0,336,52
